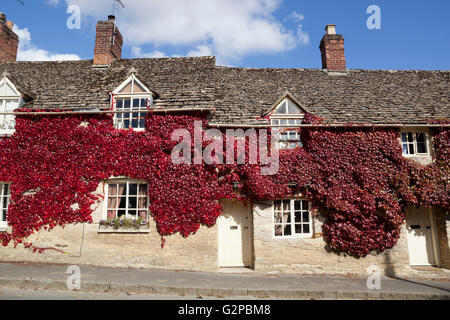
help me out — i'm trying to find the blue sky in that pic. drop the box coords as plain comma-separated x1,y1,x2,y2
2,0,449,70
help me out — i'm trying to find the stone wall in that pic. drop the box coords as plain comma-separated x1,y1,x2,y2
253,201,414,277
1,183,449,279
0,181,218,272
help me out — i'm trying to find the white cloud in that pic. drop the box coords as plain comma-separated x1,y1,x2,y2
187,45,213,57
286,11,310,45
13,25,80,61
131,46,167,58
66,0,309,64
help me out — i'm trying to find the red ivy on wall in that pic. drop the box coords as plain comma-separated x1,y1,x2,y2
0,110,448,257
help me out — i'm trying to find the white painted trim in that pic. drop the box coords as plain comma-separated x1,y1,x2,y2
400,129,432,157
0,76,21,97
272,199,313,239
112,73,154,96
101,179,149,221
429,208,442,267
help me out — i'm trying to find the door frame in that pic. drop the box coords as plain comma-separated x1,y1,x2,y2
428,208,441,267
406,206,441,267
217,199,254,268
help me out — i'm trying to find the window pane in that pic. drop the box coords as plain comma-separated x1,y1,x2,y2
402,144,408,155
118,197,126,209
132,99,140,109
140,98,148,109
417,143,427,154
118,184,127,196
284,224,291,236
138,184,148,195
294,212,301,223
124,99,131,109
294,200,301,211
5,83,16,96
407,133,413,142
287,101,299,114
116,99,123,109
283,212,291,224
401,133,407,143
416,133,426,144
295,224,302,234
303,224,310,234
274,224,283,236
274,212,282,224
138,196,148,209
274,200,281,211
128,183,137,196
117,210,126,218
302,211,309,223
282,200,290,211
128,197,137,209
274,101,287,114
408,144,414,155
108,184,117,196
302,200,308,210
5,99,18,111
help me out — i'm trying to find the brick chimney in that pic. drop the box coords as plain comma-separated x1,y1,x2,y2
319,24,346,71
0,12,19,62
93,15,123,67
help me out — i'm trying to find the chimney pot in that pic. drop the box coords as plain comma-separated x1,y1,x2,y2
108,15,116,21
0,13,6,25
6,21,14,30
325,24,336,35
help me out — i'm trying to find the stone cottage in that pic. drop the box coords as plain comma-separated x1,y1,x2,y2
0,13,449,278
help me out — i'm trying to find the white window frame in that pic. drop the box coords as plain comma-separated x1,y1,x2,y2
272,199,312,239
269,98,304,150
0,183,11,230
0,77,22,135
102,179,150,223
400,130,430,157
111,74,154,131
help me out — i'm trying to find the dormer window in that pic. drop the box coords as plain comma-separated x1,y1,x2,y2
111,73,155,130
0,76,22,135
269,97,304,149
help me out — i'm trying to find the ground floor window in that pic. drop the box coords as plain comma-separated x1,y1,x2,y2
273,199,311,237
104,181,149,223
0,183,10,226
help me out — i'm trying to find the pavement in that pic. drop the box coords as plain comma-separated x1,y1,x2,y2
0,262,449,300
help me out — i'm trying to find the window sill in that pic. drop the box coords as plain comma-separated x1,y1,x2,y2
0,131,14,137
273,234,313,240
97,225,150,234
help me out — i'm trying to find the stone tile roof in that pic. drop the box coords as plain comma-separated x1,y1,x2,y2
0,56,216,110
0,56,448,125
213,67,449,125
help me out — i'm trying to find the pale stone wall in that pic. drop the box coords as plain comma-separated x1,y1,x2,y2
435,209,450,269
0,181,219,272
252,201,415,277
1,181,449,278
